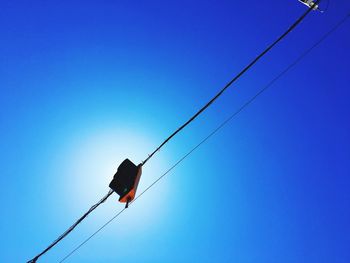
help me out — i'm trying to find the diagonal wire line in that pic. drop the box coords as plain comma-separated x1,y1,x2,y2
141,0,320,166
28,4,320,262
59,10,350,263
27,190,113,263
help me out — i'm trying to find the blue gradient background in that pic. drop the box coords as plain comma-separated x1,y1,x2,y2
1,1,350,262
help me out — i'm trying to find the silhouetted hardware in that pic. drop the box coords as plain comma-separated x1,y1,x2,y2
109,159,142,208
298,0,321,11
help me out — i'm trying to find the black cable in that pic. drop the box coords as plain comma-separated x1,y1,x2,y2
28,2,320,262
27,190,113,263
59,9,349,263
58,208,127,263
141,0,320,166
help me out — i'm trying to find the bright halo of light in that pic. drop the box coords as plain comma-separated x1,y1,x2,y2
56,125,172,233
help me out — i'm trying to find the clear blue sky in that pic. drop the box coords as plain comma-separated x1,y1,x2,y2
1,1,349,262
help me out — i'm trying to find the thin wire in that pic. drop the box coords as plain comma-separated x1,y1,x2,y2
59,9,350,263
141,0,320,166
58,208,126,263
27,190,114,263
28,5,320,262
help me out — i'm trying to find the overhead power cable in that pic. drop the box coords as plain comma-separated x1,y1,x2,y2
27,190,113,263
141,0,320,166
59,9,350,263
28,2,320,262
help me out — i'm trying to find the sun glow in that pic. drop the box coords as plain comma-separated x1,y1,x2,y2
54,125,172,233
